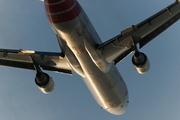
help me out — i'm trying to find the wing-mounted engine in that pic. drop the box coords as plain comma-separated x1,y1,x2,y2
132,51,150,74
35,72,55,94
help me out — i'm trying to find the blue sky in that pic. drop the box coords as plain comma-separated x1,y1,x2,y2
0,0,180,120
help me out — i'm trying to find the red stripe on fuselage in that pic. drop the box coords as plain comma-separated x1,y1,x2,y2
45,0,75,13
45,0,81,23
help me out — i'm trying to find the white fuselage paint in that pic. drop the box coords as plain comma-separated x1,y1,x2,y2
48,6,129,115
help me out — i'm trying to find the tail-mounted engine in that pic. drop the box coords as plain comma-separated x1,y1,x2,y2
35,72,55,94
132,51,150,74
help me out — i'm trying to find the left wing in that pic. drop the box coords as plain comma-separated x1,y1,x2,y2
98,0,180,65
0,48,72,75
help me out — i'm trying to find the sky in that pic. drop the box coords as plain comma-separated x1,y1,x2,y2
0,0,180,120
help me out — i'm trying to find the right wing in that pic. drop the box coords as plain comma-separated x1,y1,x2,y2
0,48,72,75
98,0,180,65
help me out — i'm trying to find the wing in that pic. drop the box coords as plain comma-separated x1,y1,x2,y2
98,0,180,65
0,48,72,75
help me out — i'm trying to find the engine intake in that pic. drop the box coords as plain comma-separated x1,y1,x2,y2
35,72,54,94
132,52,150,74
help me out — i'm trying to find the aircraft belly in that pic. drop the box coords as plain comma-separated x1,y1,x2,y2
48,6,129,115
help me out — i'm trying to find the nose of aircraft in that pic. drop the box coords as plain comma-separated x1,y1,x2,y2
107,101,128,115
44,0,82,23
107,90,129,115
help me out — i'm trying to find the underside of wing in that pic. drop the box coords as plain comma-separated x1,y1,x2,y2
98,0,180,65
0,48,72,75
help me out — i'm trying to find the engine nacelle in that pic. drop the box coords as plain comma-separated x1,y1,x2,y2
132,52,150,74
35,72,54,94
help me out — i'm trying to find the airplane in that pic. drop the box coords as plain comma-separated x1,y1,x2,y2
0,0,180,115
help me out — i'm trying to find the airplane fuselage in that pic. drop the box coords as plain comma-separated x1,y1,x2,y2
45,0,129,115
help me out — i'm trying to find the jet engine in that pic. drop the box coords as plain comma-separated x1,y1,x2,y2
132,52,150,74
35,72,54,94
